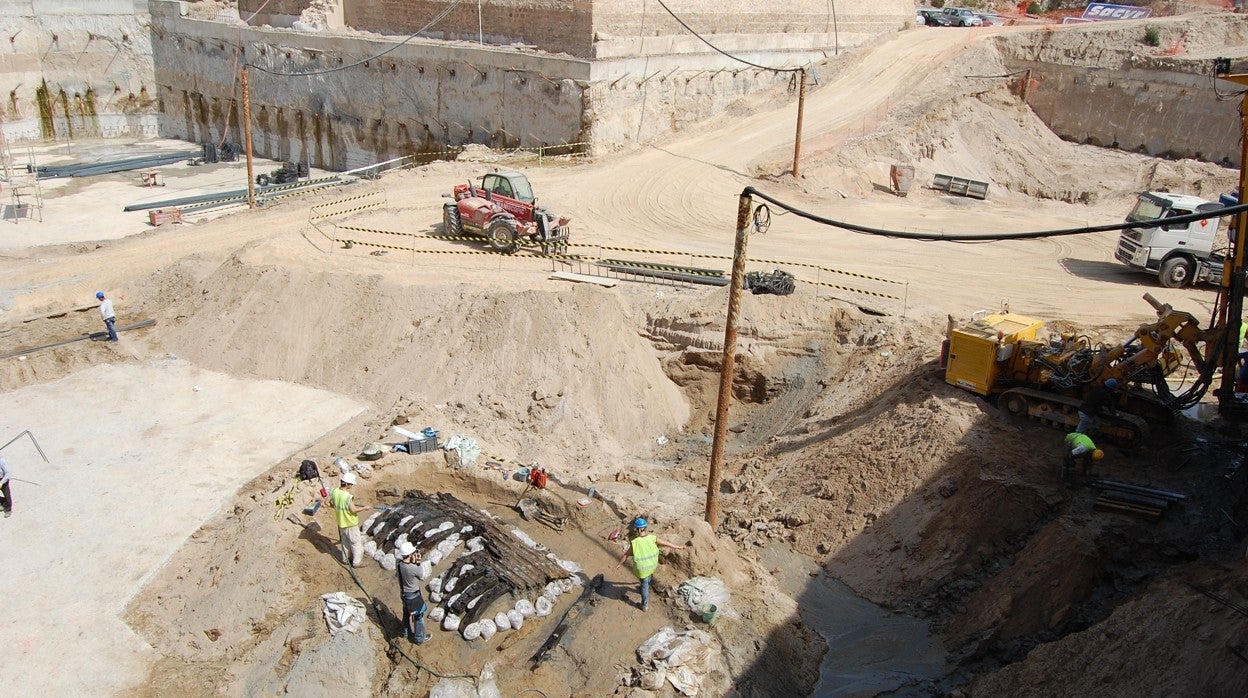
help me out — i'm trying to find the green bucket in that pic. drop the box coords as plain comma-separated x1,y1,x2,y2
700,604,718,624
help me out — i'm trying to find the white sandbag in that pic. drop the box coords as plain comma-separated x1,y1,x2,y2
428,577,443,594
447,593,461,608
438,521,455,532
667,665,701,696
361,513,381,534
442,613,460,632
371,548,384,562
558,577,577,594
479,621,496,641
428,607,445,622
543,582,562,600
465,536,485,553
462,621,482,641
511,528,539,548
557,558,583,574
568,574,584,588
508,609,524,630
430,592,442,603
638,667,667,691
363,540,378,557
459,564,475,574
459,525,474,534
381,553,397,571
416,560,432,580
494,612,511,631
637,627,680,664
423,526,440,538
399,515,414,527
534,596,554,617
427,549,443,566
444,576,459,593
429,678,476,698
436,537,460,555
675,576,732,613
515,599,536,618
394,533,409,552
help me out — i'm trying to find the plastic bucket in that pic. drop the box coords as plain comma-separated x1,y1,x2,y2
700,604,718,624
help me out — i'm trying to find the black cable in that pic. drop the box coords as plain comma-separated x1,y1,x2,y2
246,0,464,77
653,0,802,74
742,186,1248,242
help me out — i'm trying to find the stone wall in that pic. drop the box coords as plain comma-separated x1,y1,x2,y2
150,1,588,169
339,0,911,59
1011,60,1241,166
0,0,159,144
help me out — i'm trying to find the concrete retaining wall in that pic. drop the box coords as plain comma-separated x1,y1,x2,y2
0,0,159,144
151,1,588,169
1011,60,1242,166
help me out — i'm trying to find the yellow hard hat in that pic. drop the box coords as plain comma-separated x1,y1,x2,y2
1092,449,1105,461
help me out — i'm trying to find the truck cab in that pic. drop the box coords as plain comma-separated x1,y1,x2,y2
1114,191,1230,288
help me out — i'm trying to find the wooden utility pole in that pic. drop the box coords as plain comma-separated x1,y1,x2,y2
242,66,256,209
706,191,754,527
792,68,807,178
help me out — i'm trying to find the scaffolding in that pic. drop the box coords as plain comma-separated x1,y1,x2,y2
0,128,43,223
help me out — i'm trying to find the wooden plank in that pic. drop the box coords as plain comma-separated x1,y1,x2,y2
20,304,96,323
549,271,618,287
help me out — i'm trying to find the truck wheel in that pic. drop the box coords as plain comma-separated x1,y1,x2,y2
442,203,462,237
256,174,271,187
1159,257,1193,288
486,218,518,254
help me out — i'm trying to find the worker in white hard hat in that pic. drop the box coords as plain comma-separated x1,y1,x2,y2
329,471,371,567
396,541,431,644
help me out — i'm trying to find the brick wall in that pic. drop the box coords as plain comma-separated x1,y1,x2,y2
346,0,593,57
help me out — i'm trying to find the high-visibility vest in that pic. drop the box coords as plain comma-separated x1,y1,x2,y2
630,534,660,579
1065,432,1095,452
330,488,358,529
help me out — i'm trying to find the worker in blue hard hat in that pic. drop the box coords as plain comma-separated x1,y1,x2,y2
96,291,118,342
1075,378,1119,437
613,516,686,612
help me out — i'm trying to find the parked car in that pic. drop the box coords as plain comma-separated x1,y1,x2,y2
917,7,952,26
976,12,1007,26
941,7,984,26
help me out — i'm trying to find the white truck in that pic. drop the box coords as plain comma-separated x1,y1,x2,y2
1114,191,1236,288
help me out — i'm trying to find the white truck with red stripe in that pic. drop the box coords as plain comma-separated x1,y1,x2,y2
1114,191,1234,288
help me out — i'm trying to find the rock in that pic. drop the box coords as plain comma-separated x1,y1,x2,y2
938,481,958,498
391,414,409,425
204,628,221,641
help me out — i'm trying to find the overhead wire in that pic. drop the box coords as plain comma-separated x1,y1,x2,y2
652,0,802,74
245,0,465,77
742,186,1248,243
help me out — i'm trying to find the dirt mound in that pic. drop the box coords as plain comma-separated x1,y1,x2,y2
156,253,689,465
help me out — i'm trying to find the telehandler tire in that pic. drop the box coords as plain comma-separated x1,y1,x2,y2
443,203,463,237
487,218,519,254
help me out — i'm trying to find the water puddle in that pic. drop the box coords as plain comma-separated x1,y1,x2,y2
760,545,946,697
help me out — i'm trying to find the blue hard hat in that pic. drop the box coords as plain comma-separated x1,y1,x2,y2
96,291,105,299
633,517,648,529
1105,378,1119,389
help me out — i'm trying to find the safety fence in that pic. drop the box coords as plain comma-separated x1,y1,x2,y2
306,202,907,314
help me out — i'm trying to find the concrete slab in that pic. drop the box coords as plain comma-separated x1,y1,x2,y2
0,358,366,695
0,138,328,250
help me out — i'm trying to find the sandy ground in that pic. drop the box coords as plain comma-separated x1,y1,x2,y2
0,359,364,694
1,12,1247,698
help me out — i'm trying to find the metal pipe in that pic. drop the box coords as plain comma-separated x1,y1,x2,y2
706,191,754,527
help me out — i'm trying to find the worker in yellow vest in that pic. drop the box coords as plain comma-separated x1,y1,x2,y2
1062,432,1103,484
614,517,685,612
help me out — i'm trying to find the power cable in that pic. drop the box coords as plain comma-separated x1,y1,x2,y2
742,186,1248,243
245,0,465,77
653,0,802,74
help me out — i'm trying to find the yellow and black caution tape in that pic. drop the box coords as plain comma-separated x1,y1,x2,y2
598,259,723,277
798,277,902,300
